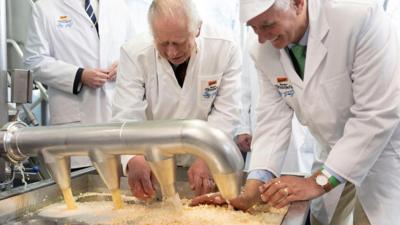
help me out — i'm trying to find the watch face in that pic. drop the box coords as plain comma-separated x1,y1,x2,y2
316,174,328,186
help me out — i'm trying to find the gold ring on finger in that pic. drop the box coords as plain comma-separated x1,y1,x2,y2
283,187,289,196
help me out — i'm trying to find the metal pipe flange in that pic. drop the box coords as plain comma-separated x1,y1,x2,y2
1,121,29,164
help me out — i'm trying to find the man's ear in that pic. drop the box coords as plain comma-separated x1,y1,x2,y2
196,21,203,37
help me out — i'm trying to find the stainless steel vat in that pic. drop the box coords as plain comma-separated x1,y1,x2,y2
0,168,309,225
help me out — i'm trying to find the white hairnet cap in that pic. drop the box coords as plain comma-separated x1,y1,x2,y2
240,0,276,23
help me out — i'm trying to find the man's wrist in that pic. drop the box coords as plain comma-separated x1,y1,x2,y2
247,169,275,183
312,167,341,192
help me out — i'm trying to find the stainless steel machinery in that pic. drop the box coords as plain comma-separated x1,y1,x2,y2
0,120,244,201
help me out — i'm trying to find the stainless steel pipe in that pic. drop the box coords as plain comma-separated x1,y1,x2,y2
0,120,243,200
0,0,8,126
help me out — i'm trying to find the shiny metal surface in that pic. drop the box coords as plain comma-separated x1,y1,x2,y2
148,157,176,198
0,0,8,126
0,168,92,223
11,69,33,104
0,169,309,225
89,151,121,192
282,201,309,225
1,121,30,164
0,120,244,200
6,39,23,59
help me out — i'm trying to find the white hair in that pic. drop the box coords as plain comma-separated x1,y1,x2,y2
148,0,202,35
273,0,294,11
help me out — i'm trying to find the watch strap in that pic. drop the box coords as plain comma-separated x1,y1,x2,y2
321,167,340,188
315,167,341,192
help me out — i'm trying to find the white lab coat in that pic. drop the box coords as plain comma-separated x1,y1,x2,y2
386,0,400,25
126,0,151,34
23,0,134,125
249,0,400,225
23,0,134,168
237,32,314,173
113,24,241,169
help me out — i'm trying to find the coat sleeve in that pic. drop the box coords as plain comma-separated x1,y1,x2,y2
249,68,294,176
235,51,252,136
23,3,79,94
247,43,294,177
236,34,262,136
206,43,241,139
112,44,148,175
325,4,400,186
112,45,147,122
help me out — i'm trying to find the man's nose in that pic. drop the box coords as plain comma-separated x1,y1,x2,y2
252,28,267,44
166,45,178,58
258,34,268,44
257,31,275,44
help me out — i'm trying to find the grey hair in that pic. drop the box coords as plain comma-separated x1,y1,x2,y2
148,0,202,35
273,0,294,11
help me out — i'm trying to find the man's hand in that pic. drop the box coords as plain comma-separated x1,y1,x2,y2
127,156,157,200
235,134,252,152
107,63,118,81
259,175,325,208
190,179,264,211
187,158,216,196
81,68,110,88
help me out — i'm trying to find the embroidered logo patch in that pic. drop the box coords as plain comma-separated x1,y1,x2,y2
202,79,219,99
275,76,295,97
57,16,73,28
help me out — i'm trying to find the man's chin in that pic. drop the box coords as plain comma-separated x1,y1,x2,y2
270,37,288,49
271,41,286,49
169,58,185,65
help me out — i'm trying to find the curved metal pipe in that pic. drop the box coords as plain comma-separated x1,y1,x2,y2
34,81,48,102
6,39,23,59
0,120,243,200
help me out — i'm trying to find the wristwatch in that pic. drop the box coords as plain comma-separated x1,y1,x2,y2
314,167,342,192
314,170,335,192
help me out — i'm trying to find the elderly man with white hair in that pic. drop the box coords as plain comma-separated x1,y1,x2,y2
112,0,241,200
191,0,400,225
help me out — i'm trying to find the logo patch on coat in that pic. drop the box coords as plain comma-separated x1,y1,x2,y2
275,76,295,97
202,79,219,99
57,16,73,29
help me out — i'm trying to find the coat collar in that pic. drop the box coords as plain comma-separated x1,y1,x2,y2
63,0,94,25
303,0,329,85
279,0,329,87
279,49,303,88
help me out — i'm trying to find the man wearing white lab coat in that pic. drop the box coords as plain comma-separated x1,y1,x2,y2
112,0,241,200
236,31,314,174
191,0,400,224
23,0,134,168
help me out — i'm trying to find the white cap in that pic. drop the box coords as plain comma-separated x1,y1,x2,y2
239,0,276,23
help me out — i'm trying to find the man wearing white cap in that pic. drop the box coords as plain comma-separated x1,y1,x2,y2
191,0,400,225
